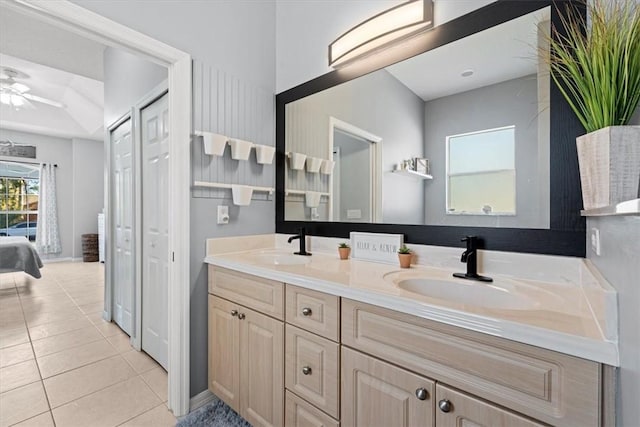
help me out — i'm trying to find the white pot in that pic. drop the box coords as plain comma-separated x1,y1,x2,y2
306,157,323,173
229,138,253,161
305,191,322,208
231,185,253,206
254,144,275,164
201,132,227,156
576,126,640,210
289,152,307,170
320,159,335,175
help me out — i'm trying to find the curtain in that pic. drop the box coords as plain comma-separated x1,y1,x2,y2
36,164,61,255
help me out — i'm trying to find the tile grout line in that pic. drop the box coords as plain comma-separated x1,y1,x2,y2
14,276,56,427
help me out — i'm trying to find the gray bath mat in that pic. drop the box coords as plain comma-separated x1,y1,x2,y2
176,396,251,427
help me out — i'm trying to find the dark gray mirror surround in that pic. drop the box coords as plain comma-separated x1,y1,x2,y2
276,0,587,257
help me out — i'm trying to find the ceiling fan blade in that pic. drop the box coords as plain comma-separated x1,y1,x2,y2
22,93,65,108
11,82,30,93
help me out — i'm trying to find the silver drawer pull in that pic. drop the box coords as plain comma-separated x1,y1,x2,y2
230,310,238,317
238,313,246,320
301,307,312,316
301,366,312,375
415,388,428,401
438,399,452,413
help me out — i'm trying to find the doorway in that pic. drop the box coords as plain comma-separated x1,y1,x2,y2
328,117,383,222
3,1,192,415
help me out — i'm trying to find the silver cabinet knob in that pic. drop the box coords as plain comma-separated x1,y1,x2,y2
438,399,452,413
238,313,246,320
230,310,238,317
301,366,312,375
415,388,428,401
301,307,312,316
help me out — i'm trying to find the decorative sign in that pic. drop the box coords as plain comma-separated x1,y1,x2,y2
350,232,404,264
0,144,36,159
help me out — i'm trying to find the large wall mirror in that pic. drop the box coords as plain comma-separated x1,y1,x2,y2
276,0,586,256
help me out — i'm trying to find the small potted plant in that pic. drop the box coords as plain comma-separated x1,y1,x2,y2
338,243,351,260
398,245,412,268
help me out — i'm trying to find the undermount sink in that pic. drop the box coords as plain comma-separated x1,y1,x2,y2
392,276,539,310
253,252,311,266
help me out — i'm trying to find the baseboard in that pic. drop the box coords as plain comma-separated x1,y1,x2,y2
189,389,216,412
41,257,74,264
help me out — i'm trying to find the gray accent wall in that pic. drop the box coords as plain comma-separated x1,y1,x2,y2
586,216,640,427
190,59,275,395
103,47,167,127
0,129,104,260
285,69,425,224
423,75,550,229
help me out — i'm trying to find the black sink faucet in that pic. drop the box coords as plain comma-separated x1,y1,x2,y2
288,227,311,256
453,236,492,282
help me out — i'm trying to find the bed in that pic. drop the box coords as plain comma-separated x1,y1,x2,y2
0,236,43,278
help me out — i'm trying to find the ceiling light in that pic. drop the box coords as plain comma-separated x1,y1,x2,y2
329,0,434,68
461,69,474,77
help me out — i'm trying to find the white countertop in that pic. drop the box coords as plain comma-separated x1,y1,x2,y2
204,238,619,366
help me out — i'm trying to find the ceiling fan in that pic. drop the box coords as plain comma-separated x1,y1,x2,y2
0,66,65,109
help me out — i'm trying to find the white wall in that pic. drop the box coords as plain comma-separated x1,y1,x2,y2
587,216,640,427
71,138,104,259
0,129,104,260
275,0,498,92
103,48,167,127
70,0,277,397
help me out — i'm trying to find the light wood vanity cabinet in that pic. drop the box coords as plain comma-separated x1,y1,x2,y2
208,267,605,427
208,267,285,427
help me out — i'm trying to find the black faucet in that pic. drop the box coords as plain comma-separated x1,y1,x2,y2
453,236,492,282
288,227,311,256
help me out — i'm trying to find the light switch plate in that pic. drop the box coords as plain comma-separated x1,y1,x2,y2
590,227,600,256
217,205,229,225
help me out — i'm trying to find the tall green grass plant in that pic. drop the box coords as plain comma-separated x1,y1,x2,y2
547,0,640,133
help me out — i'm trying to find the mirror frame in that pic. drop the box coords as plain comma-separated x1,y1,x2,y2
276,0,587,257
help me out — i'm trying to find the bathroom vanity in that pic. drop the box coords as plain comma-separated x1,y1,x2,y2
205,236,617,427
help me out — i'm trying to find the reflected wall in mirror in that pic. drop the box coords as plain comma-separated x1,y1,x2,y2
284,7,551,229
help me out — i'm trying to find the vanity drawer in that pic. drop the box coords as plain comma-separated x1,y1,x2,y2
285,391,339,427
286,325,340,418
286,285,340,341
341,299,601,427
209,266,284,320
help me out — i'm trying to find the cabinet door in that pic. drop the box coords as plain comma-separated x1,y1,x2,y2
435,385,545,427
342,347,434,427
240,306,284,427
286,391,339,427
208,295,240,411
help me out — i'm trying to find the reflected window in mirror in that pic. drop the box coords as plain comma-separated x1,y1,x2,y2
446,126,516,216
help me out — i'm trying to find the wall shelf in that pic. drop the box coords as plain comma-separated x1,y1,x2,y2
581,198,640,217
193,181,274,195
285,189,330,197
390,169,433,180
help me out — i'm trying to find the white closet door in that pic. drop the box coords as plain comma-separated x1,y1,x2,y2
141,93,169,369
111,118,134,336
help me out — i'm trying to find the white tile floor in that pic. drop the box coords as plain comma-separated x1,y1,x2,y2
0,262,176,427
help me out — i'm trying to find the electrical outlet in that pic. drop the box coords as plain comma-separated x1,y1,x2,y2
217,205,229,225
590,227,601,256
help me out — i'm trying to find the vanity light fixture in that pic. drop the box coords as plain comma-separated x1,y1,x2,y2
328,0,434,68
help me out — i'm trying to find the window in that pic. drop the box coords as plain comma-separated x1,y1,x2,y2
446,126,516,215
0,162,39,241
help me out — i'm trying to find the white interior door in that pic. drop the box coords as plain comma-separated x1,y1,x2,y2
141,93,169,369
111,117,134,336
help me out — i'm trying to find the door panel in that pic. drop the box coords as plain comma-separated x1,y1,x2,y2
209,296,240,411
240,307,284,427
111,118,134,336
341,347,435,427
141,93,169,369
